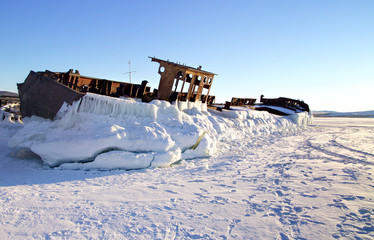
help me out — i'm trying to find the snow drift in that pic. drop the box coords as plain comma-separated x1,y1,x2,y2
8,93,312,170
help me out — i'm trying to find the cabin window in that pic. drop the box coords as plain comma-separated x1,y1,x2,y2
173,78,182,92
177,71,184,79
196,76,202,85
186,74,193,83
201,87,209,103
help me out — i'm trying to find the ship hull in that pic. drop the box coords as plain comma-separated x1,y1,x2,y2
18,71,85,120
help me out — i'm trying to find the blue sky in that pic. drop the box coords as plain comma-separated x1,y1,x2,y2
1,0,373,111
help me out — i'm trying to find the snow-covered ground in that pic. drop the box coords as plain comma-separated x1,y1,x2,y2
1,96,373,239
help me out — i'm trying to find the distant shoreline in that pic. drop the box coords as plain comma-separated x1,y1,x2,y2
313,110,374,118
313,115,374,118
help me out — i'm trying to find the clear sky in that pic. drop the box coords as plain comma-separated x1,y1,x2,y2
1,0,373,111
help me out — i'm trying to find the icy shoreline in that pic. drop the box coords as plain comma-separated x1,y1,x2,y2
6,93,312,170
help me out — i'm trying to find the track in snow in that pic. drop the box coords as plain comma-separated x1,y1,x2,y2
307,121,374,166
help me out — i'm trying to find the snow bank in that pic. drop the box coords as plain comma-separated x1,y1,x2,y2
8,93,312,169
1,104,22,124
0,104,23,135
288,111,313,125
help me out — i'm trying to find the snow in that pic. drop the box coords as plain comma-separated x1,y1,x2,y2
8,93,311,169
1,97,374,239
0,103,22,126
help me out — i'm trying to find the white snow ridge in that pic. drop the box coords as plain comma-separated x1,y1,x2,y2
8,93,311,169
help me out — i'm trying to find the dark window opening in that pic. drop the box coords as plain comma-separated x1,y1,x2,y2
185,74,193,83
177,71,184,79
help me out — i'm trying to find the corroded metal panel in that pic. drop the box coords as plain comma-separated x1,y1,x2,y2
231,98,256,106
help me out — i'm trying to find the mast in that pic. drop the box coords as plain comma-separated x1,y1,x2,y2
124,61,136,83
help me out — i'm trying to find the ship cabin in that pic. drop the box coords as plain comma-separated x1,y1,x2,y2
150,57,216,105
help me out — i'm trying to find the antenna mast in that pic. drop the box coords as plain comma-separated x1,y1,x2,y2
124,61,136,83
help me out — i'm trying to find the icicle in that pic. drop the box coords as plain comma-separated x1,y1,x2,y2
76,93,157,119
58,93,158,130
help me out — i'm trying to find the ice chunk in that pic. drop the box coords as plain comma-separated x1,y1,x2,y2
59,151,155,170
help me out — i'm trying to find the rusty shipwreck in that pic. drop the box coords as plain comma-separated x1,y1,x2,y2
17,57,310,120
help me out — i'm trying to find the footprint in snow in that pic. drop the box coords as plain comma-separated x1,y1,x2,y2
332,207,374,238
194,193,209,199
210,196,229,205
275,190,284,196
328,199,349,210
164,190,178,194
188,179,205,183
216,184,236,189
300,192,317,198
163,206,173,211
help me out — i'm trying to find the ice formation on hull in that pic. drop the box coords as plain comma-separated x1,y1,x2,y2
8,93,312,170
76,93,157,119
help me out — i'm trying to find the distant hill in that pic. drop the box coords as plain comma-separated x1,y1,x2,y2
0,91,18,97
313,110,374,118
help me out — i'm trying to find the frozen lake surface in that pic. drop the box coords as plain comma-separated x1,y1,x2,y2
0,117,373,239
